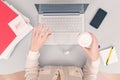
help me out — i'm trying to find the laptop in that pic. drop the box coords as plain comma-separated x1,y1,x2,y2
35,4,89,45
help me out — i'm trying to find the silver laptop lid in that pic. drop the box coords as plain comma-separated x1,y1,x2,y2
34,0,91,4
35,4,89,15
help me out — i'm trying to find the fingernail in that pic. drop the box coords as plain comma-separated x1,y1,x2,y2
38,23,41,25
98,45,100,48
42,23,46,26
48,33,52,35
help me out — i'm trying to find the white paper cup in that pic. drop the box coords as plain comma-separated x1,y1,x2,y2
78,32,92,48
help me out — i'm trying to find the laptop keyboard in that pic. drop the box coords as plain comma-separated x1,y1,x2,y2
45,33,80,45
39,15,84,32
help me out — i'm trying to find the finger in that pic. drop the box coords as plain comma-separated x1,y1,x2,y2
36,23,44,38
36,23,45,37
42,28,51,41
33,27,37,37
38,23,43,32
41,23,46,32
32,27,35,37
90,33,98,42
35,26,41,37
39,23,46,37
37,23,42,35
38,29,51,45
88,32,98,47
90,33,98,47
81,46,90,55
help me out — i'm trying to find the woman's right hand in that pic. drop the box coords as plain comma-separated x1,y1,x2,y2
81,33,99,61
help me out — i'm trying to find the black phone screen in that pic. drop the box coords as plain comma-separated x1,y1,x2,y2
90,8,107,29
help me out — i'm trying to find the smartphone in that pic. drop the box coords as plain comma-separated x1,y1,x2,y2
90,8,107,29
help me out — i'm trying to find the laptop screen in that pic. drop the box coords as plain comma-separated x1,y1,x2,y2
35,4,89,14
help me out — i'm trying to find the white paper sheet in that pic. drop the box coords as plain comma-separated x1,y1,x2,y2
100,47,118,66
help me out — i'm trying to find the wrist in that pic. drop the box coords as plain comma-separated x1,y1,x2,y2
29,47,39,54
30,49,39,52
30,47,40,52
29,50,39,54
91,55,99,62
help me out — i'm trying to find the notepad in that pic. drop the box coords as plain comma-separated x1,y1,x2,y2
0,1,18,54
0,1,33,59
100,47,118,66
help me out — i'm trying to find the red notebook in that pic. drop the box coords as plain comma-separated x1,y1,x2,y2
0,1,18,54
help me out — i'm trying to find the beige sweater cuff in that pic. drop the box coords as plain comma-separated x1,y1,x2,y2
91,58,100,68
27,51,40,59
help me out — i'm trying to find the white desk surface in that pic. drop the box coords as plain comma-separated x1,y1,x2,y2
0,0,120,74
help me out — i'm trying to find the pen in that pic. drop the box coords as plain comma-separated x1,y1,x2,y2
106,46,113,66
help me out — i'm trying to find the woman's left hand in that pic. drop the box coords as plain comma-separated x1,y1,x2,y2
30,24,51,52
